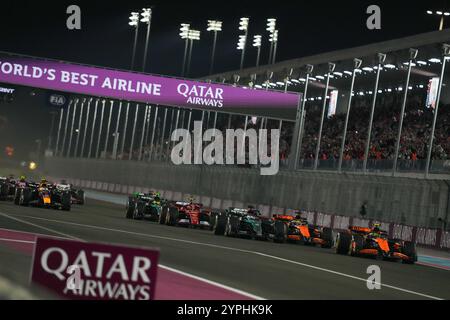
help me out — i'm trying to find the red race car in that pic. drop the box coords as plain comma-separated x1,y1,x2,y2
159,200,216,229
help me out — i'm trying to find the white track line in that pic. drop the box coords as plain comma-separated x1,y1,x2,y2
254,252,442,300
0,227,69,240
158,265,264,300
5,213,444,300
0,213,263,300
0,238,35,244
0,212,82,241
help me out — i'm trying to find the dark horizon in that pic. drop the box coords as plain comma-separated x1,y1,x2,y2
1,0,449,78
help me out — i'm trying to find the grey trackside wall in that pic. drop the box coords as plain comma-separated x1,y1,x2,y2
44,157,450,229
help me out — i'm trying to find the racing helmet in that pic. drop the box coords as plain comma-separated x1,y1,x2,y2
19,175,26,181
372,222,381,233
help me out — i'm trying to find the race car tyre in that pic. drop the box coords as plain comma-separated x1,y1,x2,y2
76,190,85,205
273,220,287,243
148,206,160,221
14,189,21,205
19,188,30,206
401,241,417,264
225,216,240,237
0,183,8,200
159,206,168,224
321,227,334,248
166,206,179,226
60,192,71,211
126,198,135,219
132,204,142,220
136,201,146,219
213,213,227,235
351,234,365,256
335,232,352,255
224,217,233,237
204,212,218,230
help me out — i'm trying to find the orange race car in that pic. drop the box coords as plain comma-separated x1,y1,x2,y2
335,223,417,264
268,214,334,248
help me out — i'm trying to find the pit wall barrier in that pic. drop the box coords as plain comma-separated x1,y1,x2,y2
50,175,450,251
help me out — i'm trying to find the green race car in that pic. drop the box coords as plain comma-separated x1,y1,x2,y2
125,191,166,221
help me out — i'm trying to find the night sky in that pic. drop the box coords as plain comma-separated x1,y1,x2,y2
1,0,449,78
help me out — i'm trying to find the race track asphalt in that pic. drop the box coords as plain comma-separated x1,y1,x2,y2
0,197,449,300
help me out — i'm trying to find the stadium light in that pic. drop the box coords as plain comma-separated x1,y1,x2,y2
237,35,246,50
239,17,249,31
429,57,441,63
237,18,250,70
266,18,278,64
266,18,276,33
185,29,200,77
179,23,190,76
207,20,223,75
128,12,139,26
179,23,190,39
253,35,262,67
426,9,449,30
129,12,140,70
140,8,153,72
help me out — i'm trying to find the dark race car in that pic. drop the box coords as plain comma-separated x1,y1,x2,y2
214,207,269,240
0,176,16,201
160,200,215,229
269,214,334,248
126,191,166,221
335,224,417,264
15,182,71,211
54,183,85,205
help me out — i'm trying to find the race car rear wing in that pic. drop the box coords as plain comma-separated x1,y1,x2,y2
348,226,371,233
272,214,295,221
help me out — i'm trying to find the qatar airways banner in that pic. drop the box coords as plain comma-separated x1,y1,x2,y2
0,53,300,119
31,237,159,300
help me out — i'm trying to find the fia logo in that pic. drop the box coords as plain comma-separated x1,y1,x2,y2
49,94,66,106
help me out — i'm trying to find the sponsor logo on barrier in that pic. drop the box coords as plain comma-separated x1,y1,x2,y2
31,237,159,300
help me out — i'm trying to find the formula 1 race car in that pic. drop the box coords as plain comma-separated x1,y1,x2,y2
160,200,215,229
70,186,85,205
53,181,85,205
335,224,417,264
126,191,165,221
214,207,269,240
14,182,71,211
0,176,16,201
269,214,334,248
